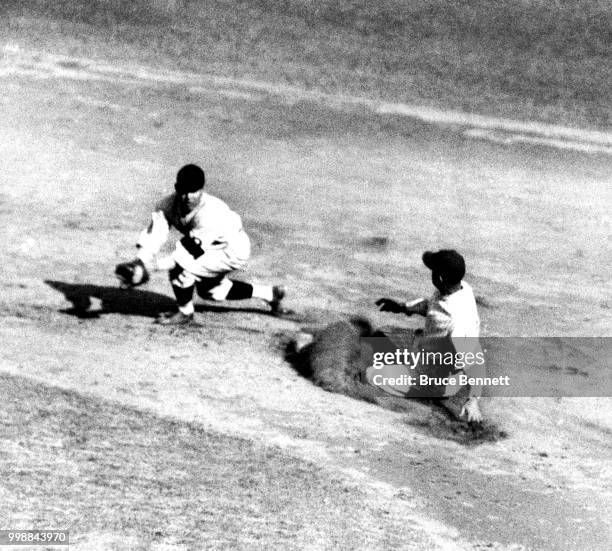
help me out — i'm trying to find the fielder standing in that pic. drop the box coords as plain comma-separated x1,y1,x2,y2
116,164,285,324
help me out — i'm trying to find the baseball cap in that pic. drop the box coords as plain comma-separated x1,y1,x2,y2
175,164,205,193
422,249,466,285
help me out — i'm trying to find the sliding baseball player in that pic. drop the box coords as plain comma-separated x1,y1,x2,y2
374,249,484,422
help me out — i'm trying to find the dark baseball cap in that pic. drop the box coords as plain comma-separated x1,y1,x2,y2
422,249,466,285
175,164,205,193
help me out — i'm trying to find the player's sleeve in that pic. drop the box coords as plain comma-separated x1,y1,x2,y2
135,194,174,265
187,199,243,249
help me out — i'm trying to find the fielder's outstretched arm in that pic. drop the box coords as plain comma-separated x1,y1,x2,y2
135,211,174,270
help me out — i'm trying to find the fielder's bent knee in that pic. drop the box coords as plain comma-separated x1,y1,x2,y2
169,265,197,289
196,276,232,301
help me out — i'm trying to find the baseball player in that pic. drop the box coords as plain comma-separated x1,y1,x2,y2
372,249,484,423
115,164,285,324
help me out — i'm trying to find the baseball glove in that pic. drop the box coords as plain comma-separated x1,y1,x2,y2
115,258,150,288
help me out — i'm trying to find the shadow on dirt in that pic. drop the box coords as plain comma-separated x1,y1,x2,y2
401,402,508,446
46,280,176,318
45,280,283,319
284,317,507,446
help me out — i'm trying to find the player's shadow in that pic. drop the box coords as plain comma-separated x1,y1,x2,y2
45,280,176,319
45,280,285,319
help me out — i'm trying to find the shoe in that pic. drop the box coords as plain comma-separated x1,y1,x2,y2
268,285,286,314
156,311,195,326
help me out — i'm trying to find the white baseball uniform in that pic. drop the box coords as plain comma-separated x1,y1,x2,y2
411,281,480,339
367,281,482,397
136,192,251,289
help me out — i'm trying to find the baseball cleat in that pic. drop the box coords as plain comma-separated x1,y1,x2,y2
156,311,195,326
268,285,286,314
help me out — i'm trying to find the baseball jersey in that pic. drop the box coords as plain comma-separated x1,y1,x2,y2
136,192,249,272
423,281,480,338
156,192,244,250
368,282,482,397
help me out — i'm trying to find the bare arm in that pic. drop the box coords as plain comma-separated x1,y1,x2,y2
404,298,428,317
376,297,428,316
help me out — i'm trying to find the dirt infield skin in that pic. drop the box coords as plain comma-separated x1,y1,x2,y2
1,22,611,551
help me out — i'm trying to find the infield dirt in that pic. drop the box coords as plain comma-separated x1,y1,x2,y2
1,2,611,550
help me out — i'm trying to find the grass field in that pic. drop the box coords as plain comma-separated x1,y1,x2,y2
0,373,428,550
2,0,611,129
